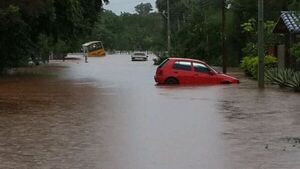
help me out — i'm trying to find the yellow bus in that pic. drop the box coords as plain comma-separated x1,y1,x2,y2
82,41,106,57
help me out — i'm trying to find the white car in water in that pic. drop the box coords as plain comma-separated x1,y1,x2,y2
131,52,148,61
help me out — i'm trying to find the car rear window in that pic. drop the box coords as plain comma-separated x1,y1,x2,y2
173,61,192,71
158,59,169,68
134,53,145,56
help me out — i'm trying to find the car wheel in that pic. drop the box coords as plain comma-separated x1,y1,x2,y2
165,77,179,85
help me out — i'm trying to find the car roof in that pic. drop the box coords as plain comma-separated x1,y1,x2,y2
82,41,101,47
168,57,206,64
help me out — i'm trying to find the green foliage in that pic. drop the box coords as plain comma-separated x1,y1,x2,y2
241,55,278,79
135,3,153,15
157,0,224,65
288,0,300,10
241,56,256,77
0,0,109,72
53,39,69,59
89,7,165,52
36,34,53,63
240,19,281,56
242,42,257,56
265,68,300,92
290,42,300,62
241,18,256,33
155,0,295,66
0,5,30,72
3,0,300,73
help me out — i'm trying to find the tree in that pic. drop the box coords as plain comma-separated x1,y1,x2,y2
155,0,300,66
0,5,32,70
135,3,153,15
0,0,109,72
88,8,165,52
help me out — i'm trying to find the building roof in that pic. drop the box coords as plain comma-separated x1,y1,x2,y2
274,11,300,34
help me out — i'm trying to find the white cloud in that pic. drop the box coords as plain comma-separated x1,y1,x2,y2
104,0,157,15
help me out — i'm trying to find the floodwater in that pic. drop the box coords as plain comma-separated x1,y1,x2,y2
0,54,299,169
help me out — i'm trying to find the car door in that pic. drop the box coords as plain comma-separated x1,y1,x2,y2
192,62,216,84
172,61,193,84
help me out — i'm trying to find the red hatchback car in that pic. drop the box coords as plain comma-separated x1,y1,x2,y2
154,58,239,85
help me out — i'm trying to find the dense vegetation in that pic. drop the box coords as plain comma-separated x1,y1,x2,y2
156,0,300,66
0,0,108,72
2,0,300,73
241,55,277,79
90,3,166,52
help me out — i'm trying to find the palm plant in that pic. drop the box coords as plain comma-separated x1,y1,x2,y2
287,72,300,92
265,68,300,92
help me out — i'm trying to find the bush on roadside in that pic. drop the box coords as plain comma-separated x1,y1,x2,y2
37,34,53,63
241,55,277,79
265,68,300,92
52,39,69,60
290,42,300,63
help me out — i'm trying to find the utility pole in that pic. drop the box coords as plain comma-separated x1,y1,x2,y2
258,0,265,88
167,0,171,55
222,0,227,73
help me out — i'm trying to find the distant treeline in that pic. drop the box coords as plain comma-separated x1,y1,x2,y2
2,0,300,72
92,3,166,53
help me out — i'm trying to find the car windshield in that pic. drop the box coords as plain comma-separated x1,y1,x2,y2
206,64,219,74
88,42,103,52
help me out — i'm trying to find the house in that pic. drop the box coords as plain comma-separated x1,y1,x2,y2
273,11,300,70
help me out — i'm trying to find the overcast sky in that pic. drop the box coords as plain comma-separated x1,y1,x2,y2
104,0,157,15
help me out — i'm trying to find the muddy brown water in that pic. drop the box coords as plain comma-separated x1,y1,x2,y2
0,55,299,169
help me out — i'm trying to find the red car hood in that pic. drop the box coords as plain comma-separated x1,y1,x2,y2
217,73,239,83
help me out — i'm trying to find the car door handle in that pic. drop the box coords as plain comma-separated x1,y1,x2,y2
174,71,178,74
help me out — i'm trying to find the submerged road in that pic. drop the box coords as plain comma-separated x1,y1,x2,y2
0,54,300,169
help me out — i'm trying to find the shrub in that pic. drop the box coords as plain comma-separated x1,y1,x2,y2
37,34,53,63
242,43,257,56
241,55,277,79
53,39,69,59
265,68,300,92
290,42,300,62
240,56,253,76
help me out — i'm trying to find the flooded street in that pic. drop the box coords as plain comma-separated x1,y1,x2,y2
0,54,300,169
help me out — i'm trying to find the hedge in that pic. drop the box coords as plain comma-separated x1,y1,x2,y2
240,55,277,79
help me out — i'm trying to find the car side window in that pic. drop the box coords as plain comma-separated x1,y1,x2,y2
173,61,192,71
193,62,210,73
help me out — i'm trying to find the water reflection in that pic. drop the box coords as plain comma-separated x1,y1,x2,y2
218,79,300,169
